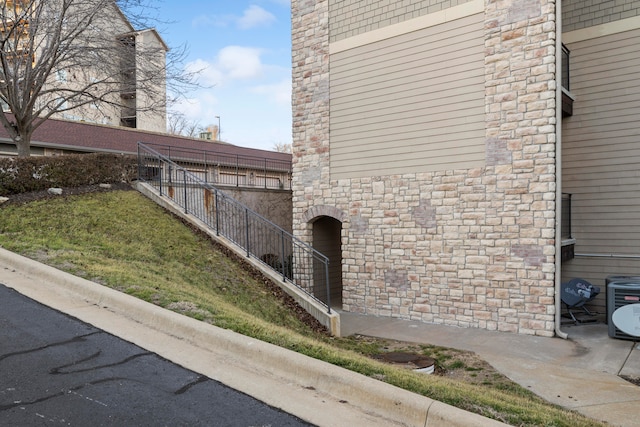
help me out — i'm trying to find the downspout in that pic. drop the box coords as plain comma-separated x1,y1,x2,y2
554,0,569,339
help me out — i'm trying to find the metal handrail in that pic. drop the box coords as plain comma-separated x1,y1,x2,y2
141,142,292,190
144,142,291,170
137,142,332,313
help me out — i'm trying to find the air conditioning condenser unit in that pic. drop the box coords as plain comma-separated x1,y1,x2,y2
607,282,640,340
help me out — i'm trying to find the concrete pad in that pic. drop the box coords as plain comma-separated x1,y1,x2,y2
493,360,640,407
562,323,637,374
339,311,640,427
620,342,640,379
577,401,640,427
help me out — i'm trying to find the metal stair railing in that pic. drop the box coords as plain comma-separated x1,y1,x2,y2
141,142,292,190
137,142,332,313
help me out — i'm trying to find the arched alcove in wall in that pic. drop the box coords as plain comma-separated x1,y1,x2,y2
312,216,343,308
304,206,345,309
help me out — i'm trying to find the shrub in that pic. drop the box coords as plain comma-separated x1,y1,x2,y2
0,153,138,196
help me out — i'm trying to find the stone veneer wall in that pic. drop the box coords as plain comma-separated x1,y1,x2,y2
292,0,331,249
292,0,558,336
481,0,557,335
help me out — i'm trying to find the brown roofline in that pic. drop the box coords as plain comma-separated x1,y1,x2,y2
0,115,292,162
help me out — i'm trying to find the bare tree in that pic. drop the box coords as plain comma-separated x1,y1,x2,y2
0,0,195,156
167,111,203,137
272,142,292,153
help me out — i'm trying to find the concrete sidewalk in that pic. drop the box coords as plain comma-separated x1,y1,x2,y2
0,248,504,427
341,312,640,427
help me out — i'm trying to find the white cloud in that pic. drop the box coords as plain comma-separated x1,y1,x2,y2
251,79,291,105
183,46,264,87
173,92,220,128
237,5,276,30
192,14,232,28
269,0,291,6
193,6,276,30
185,58,224,87
217,46,264,80
174,97,203,119
192,15,214,27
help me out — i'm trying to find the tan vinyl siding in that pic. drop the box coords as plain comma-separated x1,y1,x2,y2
328,0,476,43
561,28,640,312
563,0,640,33
329,13,484,180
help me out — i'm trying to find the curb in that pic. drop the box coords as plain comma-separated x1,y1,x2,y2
0,248,506,427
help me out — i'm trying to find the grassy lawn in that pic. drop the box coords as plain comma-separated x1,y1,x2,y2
0,188,605,427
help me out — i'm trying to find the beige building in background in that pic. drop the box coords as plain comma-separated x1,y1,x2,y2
1,0,167,133
113,27,168,133
292,0,640,336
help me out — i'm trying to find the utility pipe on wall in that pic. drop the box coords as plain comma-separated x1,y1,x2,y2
555,0,569,340
576,253,640,259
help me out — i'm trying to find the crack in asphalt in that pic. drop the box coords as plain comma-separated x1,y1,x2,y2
174,375,210,395
0,332,101,362
50,352,153,375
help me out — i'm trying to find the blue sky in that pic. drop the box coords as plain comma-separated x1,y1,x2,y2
152,1,292,151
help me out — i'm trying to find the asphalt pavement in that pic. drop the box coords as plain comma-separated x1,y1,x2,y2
0,285,311,426
0,247,503,427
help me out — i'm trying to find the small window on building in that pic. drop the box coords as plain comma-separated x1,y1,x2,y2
561,193,575,262
56,69,67,82
561,44,574,118
58,98,68,109
561,44,570,91
561,193,572,240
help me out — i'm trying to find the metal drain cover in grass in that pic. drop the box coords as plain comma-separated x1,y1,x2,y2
374,352,435,374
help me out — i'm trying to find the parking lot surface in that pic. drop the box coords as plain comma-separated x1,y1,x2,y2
0,285,311,426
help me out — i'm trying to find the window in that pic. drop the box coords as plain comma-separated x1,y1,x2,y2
56,69,67,82
561,193,572,240
561,44,574,117
561,193,574,262
5,1,28,9
56,98,68,110
561,44,570,91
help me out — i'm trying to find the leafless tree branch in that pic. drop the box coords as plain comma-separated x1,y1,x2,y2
0,0,197,156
